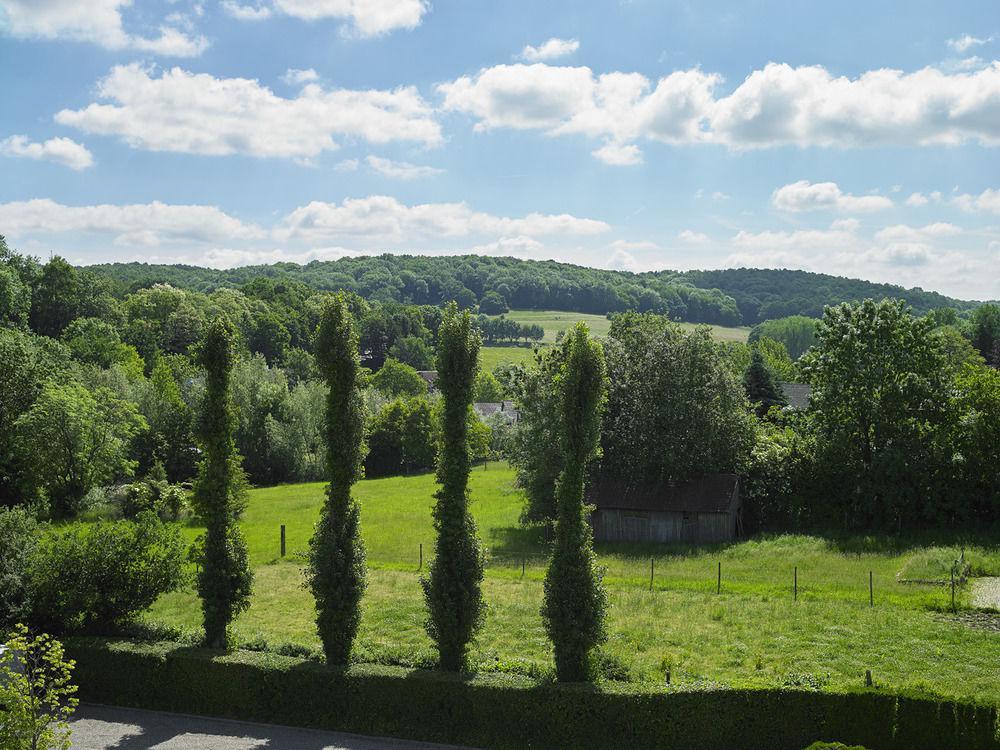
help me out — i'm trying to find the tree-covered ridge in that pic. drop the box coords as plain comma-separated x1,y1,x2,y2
82,255,988,326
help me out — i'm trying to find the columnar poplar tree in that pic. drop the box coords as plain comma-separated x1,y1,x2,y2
194,318,253,649
422,302,486,671
307,294,367,665
542,323,608,682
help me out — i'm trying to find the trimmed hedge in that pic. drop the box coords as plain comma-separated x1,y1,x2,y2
66,639,999,750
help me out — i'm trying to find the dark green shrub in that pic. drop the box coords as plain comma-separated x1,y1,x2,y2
192,318,253,649
30,512,185,632
422,302,486,671
0,507,39,628
307,294,367,665
65,639,1000,750
542,324,608,682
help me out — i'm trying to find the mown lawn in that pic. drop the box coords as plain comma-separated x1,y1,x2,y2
149,465,1000,704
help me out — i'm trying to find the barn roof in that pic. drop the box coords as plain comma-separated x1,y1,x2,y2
587,474,740,514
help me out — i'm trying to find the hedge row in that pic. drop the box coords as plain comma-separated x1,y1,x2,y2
67,639,999,750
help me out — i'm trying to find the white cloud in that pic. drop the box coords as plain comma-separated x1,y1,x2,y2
772,180,893,212
282,68,319,85
607,248,639,271
905,192,929,207
469,236,546,258
260,0,428,37
520,37,580,63
592,141,642,165
221,1,273,20
274,196,610,244
0,199,263,245
440,61,1000,161
56,64,442,159
609,239,659,252
0,0,208,56
365,155,443,179
830,217,860,232
953,188,1000,214
947,34,992,53
678,230,709,244
874,223,962,243
335,158,359,171
0,135,94,170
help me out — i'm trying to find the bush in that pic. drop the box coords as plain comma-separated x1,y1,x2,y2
65,638,1000,750
119,476,188,521
30,512,186,633
0,508,39,629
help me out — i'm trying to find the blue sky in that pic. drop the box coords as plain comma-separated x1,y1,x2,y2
1,0,999,299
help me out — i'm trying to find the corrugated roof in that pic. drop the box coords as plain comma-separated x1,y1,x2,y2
587,474,739,514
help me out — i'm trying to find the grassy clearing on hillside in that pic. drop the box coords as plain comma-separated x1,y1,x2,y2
479,345,539,370
148,467,1000,703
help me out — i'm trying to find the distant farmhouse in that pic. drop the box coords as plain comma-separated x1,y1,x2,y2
417,370,438,391
587,474,742,544
473,401,519,422
779,382,812,410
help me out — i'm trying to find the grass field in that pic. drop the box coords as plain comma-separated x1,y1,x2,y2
147,465,1000,703
477,310,752,370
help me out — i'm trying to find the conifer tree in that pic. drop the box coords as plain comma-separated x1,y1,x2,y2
542,323,608,682
743,348,787,417
193,318,253,649
307,295,367,665
421,302,485,671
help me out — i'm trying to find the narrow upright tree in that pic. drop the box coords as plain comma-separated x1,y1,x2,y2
307,295,367,665
743,349,787,417
193,318,253,649
542,323,608,682
422,302,486,671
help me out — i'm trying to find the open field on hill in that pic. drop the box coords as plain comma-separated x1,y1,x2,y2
146,466,1000,703
477,310,752,369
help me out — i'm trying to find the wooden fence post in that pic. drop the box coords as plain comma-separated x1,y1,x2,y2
717,561,721,594
794,566,798,601
419,543,423,571
869,571,873,608
280,524,286,557
649,558,654,591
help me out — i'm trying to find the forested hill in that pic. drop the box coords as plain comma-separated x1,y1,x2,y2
84,255,982,326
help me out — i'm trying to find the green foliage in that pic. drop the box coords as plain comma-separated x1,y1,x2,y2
30,512,186,632
542,324,608,682
308,295,367,665
61,316,141,371
389,335,434,369
119,467,188,521
422,302,486,671
800,299,953,529
0,262,31,329
744,349,788,417
0,508,39,628
192,318,253,649
478,290,508,314
949,364,1000,521
371,357,428,397
749,316,819,359
0,625,78,750
472,369,504,403
365,397,437,477
66,638,1000,750
969,303,1000,365
602,313,755,483
15,381,147,518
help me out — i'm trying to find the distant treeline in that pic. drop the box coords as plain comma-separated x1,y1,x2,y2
82,255,987,326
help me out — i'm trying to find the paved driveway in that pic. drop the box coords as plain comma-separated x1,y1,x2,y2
70,704,477,750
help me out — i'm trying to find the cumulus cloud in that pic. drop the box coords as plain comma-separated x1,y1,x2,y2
678,230,709,244
0,199,263,245
947,34,992,53
439,61,1000,161
56,64,442,159
282,68,319,85
0,135,94,170
365,155,443,179
772,180,893,212
520,37,580,62
905,192,929,207
224,0,428,36
592,141,643,165
953,188,1000,214
0,0,209,56
274,196,610,244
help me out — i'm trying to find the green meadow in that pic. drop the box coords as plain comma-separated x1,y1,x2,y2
147,465,1000,704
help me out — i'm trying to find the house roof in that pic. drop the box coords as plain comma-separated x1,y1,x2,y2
473,401,519,421
587,474,740,514
779,381,812,410
417,370,438,386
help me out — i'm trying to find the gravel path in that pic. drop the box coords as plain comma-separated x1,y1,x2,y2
69,704,477,750
971,577,1000,610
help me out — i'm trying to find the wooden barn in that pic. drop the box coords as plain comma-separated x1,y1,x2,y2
587,474,742,544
